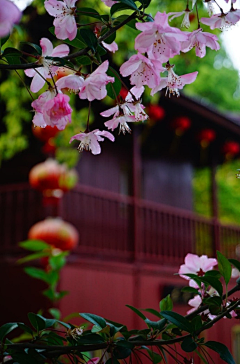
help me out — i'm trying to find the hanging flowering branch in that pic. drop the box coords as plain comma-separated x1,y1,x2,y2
1,251,240,363
1,0,239,155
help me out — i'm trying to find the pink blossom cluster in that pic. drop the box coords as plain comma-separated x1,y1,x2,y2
21,0,240,155
179,253,238,319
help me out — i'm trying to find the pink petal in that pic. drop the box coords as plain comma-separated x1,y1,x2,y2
51,44,69,57
40,38,53,56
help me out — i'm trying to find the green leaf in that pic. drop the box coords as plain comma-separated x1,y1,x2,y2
49,308,61,320
78,333,105,344
75,55,92,66
49,252,68,270
0,35,10,50
77,8,101,20
181,287,200,295
204,341,235,364
28,313,46,332
91,325,103,333
203,296,222,307
113,345,132,359
2,47,21,65
138,0,151,8
17,251,50,264
24,267,51,284
143,308,162,318
159,295,173,311
118,0,138,10
2,47,21,57
217,251,232,286
116,340,134,349
126,305,146,320
20,42,42,55
142,347,163,364
229,259,240,273
56,320,71,329
17,323,33,335
201,276,223,297
191,315,202,332
181,336,197,352
49,27,86,49
79,28,98,51
205,270,221,279
79,313,106,329
19,240,50,251
111,3,135,15
106,67,121,99
0,323,18,341
102,31,116,44
96,44,107,56
160,311,193,334
145,318,166,331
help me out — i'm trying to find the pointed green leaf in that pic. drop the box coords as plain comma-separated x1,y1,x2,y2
79,313,106,329
217,251,232,286
159,295,173,311
160,311,193,333
20,42,42,55
204,341,235,364
79,28,98,51
0,323,18,341
145,318,166,331
18,251,50,264
28,313,46,332
143,308,162,318
181,336,197,352
19,240,50,251
126,305,146,320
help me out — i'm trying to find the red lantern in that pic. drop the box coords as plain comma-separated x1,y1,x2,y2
28,218,79,251
222,141,240,159
29,159,78,205
147,104,165,122
197,129,216,148
32,125,59,142
171,116,191,135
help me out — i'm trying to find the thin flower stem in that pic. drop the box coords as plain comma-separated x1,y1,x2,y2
213,0,223,13
12,69,34,102
195,2,201,28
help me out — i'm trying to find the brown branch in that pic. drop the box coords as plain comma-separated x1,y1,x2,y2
0,9,140,70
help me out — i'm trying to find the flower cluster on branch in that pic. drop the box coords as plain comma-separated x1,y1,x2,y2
0,0,239,154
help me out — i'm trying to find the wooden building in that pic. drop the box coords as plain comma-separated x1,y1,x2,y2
1,94,240,363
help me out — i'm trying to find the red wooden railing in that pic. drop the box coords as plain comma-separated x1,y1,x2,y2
1,183,240,263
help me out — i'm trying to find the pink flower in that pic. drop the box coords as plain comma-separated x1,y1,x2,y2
101,0,116,6
151,65,198,97
69,129,115,155
168,10,191,29
31,91,72,130
179,253,217,288
79,61,114,101
181,29,220,58
104,115,136,134
56,74,85,93
187,295,202,314
0,0,22,38
102,41,118,53
25,38,69,93
31,90,55,128
200,10,240,30
44,0,77,40
120,53,163,88
44,93,72,130
135,12,188,62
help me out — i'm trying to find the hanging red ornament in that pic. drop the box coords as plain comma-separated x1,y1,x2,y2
222,141,240,159
197,129,216,148
147,104,165,123
28,217,79,251
170,116,191,136
29,159,78,205
32,125,59,142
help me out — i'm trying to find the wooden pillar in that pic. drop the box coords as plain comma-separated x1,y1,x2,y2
211,158,220,253
132,127,142,262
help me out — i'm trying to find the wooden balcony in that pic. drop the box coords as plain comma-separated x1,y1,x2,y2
1,183,240,264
